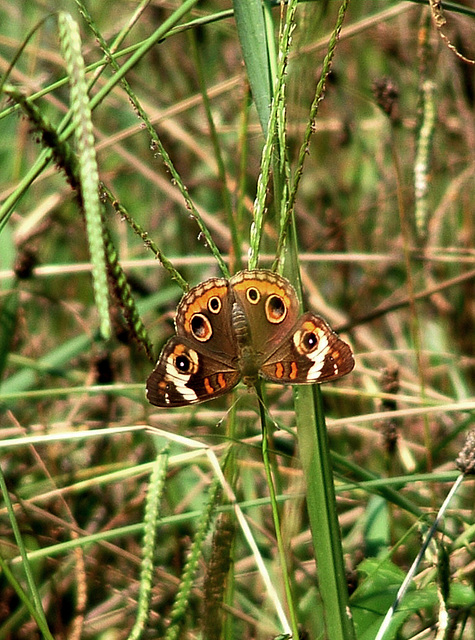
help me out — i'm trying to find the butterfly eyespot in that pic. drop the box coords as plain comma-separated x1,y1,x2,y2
208,296,222,313
265,294,287,323
302,331,317,351
175,354,192,373
191,313,213,341
246,287,260,304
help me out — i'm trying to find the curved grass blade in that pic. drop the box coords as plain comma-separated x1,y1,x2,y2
0,470,54,640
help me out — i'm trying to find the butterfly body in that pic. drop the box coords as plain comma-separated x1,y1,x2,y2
146,270,354,407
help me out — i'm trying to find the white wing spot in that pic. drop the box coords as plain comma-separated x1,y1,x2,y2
307,333,329,380
165,350,199,403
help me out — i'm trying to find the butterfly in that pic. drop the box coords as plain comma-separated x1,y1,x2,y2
146,269,354,407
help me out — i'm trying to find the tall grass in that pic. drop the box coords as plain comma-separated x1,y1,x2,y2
0,1,474,639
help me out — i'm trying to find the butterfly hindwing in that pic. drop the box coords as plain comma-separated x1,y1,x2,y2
146,337,241,407
260,312,354,384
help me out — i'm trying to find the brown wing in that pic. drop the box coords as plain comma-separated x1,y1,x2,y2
260,313,354,384
146,276,242,407
146,337,241,407
230,270,300,365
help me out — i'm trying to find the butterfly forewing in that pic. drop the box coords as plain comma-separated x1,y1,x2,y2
230,270,300,357
175,278,237,361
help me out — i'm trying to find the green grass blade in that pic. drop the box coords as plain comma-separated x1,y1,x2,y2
294,385,356,640
0,334,92,398
232,0,272,137
257,381,300,639
0,469,54,639
276,0,350,268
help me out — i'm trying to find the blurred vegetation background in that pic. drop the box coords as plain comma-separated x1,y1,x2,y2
0,1,474,639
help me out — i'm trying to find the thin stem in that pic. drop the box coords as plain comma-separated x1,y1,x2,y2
255,380,300,640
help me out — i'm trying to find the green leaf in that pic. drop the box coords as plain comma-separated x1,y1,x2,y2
351,559,408,640
232,0,272,136
363,495,390,557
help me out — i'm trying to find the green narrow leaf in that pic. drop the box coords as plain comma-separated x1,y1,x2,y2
258,380,299,639
0,468,54,640
232,0,272,137
295,385,356,640
364,495,390,557
0,333,91,399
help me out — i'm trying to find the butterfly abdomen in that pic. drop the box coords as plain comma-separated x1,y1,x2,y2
231,300,260,385
231,300,248,345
